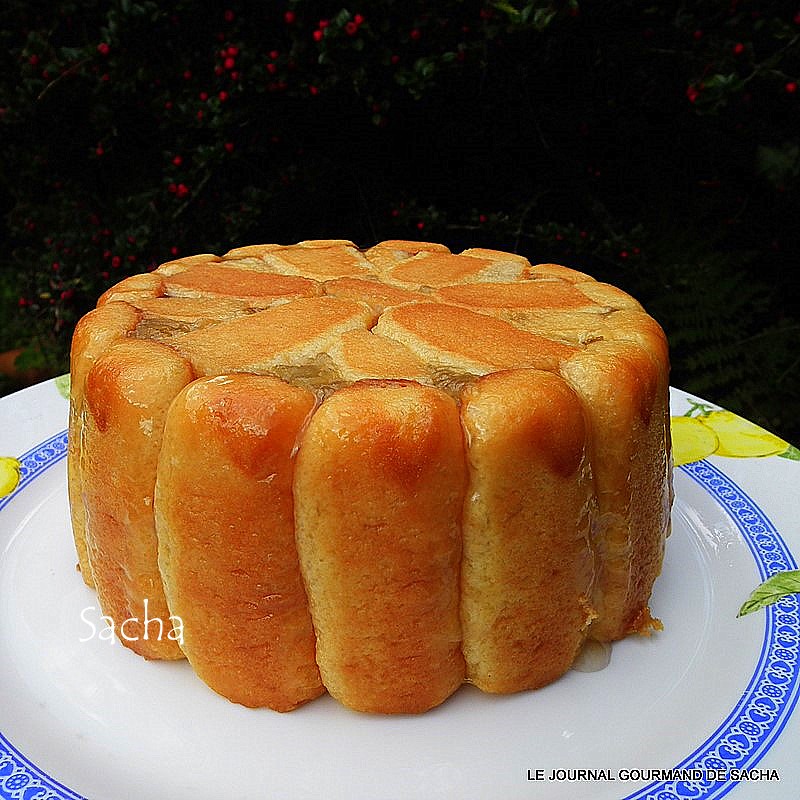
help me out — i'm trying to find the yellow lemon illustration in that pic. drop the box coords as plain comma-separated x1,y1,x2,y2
670,416,718,466
701,410,789,458
0,456,22,498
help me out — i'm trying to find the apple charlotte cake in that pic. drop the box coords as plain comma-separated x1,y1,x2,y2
67,239,672,713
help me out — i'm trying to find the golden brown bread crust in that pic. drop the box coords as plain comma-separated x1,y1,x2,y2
68,238,672,712
293,381,466,713
560,338,671,640
460,369,596,692
82,338,194,659
156,375,324,710
68,302,143,588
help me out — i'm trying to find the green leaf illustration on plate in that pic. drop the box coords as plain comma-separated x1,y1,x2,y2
737,570,800,617
778,443,800,461
54,373,71,400
0,457,22,498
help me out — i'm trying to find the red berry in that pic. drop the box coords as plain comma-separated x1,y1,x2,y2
183,69,192,80
224,141,234,152
176,183,190,198
172,155,182,166
284,11,295,24
270,49,280,59
227,46,239,56
410,28,421,41
97,42,110,56
224,57,235,69
199,91,208,101
111,255,121,268
313,29,324,41
733,42,745,55
218,90,229,101
223,9,235,22
345,21,358,35
354,14,365,25
786,81,798,94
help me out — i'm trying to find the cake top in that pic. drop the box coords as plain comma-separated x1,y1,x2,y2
92,239,665,395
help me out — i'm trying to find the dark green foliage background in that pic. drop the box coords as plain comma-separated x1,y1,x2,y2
2,1,798,443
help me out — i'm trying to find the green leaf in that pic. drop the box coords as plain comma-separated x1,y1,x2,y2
778,443,800,460
703,72,743,93
333,8,351,26
531,8,557,31
756,143,800,188
493,1,521,21
737,570,800,617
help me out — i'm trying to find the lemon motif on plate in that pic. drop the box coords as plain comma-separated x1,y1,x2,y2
0,456,22,498
671,416,719,466
671,400,797,466
700,410,788,458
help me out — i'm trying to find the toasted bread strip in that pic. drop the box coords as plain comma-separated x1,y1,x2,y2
560,338,671,640
363,239,450,273
172,295,375,378
375,301,577,374
293,381,467,713
68,302,142,587
385,252,525,288
328,329,431,382
162,262,322,306
460,369,597,692
323,276,428,313
82,338,194,659
156,374,324,710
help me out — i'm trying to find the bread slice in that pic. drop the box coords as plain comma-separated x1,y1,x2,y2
293,381,467,713
156,374,324,710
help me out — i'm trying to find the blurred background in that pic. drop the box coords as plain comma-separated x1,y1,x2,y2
1,0,798,443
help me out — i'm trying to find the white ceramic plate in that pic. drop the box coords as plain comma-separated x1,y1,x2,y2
0,381,798,800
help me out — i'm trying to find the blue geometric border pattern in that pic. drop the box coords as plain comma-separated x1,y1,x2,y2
0,429,85,800
0,430,69,514
623,459,800,800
